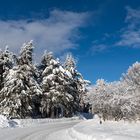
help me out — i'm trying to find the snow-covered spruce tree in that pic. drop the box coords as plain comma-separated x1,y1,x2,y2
0,47,14,90
40,52,74,118
64,53,90,113
0,41,42,118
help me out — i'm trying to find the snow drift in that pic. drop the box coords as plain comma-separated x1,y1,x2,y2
0,115,19,128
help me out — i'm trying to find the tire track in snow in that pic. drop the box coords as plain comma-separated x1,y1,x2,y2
0,120,80,140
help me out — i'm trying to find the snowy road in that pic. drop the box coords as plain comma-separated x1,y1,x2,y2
0,120,80,140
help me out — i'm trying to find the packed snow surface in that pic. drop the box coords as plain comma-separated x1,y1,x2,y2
1,115,140,140
53,116,140,140
0,116,81,140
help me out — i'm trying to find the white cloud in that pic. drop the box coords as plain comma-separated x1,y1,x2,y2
0,10,89,56
116,7,140,47
91,44,108,54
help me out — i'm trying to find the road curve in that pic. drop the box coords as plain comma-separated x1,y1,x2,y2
0,120,80,140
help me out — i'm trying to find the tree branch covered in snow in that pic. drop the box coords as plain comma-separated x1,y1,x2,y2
86,62,140,121
0,41,89,119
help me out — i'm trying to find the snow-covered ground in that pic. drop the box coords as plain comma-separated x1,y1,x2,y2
0,115,81,140
70,121,140,140
52,116,140,140
0,115,20,128
1,115,140,140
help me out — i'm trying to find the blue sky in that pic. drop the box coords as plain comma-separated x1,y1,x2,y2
1,0,140,83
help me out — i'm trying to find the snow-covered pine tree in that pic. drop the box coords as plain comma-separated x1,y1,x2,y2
0,41,42,118
0,47,14,90
64,53,90,113
40,51,74,118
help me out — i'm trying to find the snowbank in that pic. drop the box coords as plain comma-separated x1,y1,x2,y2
76,112,93,120
0,115,82,129
0,115,19,128
17,116,81,128
0,115,9,128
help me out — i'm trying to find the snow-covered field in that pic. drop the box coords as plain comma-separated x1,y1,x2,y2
1,115,140,140
49,116,140,140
